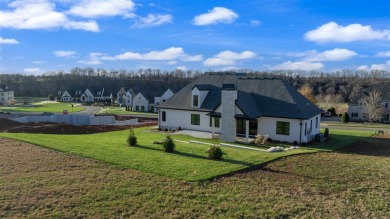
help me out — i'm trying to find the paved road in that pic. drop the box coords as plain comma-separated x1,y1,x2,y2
73,106,101,115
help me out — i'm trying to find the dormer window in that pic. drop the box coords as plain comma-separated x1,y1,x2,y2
193,95,199,107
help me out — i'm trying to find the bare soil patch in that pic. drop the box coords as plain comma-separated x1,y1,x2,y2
0,118,157,134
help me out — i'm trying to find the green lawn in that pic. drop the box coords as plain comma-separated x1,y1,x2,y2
322,122,390,129
0,101,85,113
97,106,157,116
0,128,372,181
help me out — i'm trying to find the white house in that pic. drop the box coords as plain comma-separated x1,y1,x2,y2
0,86,14,105
348,84,390,123
157,72,322,144
154,88,175,112
117,88,135,107
80,89,95,103
133,92,152,112
60,91,73,102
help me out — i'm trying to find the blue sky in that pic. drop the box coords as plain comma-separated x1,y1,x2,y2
0,0,389,74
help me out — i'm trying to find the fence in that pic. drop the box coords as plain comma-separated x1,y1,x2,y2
12,114,116,126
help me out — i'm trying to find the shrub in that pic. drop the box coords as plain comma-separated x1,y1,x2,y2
292,141,298,145
327,107,336,116
127,129,137,146
48,94,55,101
341,112,349,123
163,135,175,153
207,145,223,160
324,128,329,138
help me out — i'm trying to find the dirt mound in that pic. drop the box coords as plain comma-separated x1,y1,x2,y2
0,118,157,134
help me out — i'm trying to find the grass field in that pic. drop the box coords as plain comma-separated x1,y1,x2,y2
322,122,390,129
0,134,388,218
0,101,85,113
0,128,373,181
97,106,157,116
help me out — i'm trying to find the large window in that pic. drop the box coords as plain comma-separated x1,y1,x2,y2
276,121,290,135
193,95,199,107
315,117,318,128
191,114,200,125
162,111,166,121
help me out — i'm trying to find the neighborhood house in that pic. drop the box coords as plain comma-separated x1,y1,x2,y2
157,72,323,143
348,84,390,123
0,86,15,105
57,87,174,112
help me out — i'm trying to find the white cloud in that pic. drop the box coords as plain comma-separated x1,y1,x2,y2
357,65,369,71
370,61,390,71
193,7,238,26
0,36,19,44
304,48,357,62
305,22,390,43
176,66,187,71
250,20,261,26
376,51,390,57
32,61,45,64
357,61,390,71
221,66,239,71
203,50,256,66
131,14,172,28
54,50,76,58
0,0,99,32
23,67,42,74
68,0,135,18
78,53,103,65
272,61,324,71
101,47,202,62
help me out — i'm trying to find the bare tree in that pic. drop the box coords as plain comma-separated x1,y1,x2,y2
361,89,386,122
298,84,317,104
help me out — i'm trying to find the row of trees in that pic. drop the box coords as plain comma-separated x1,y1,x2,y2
1,67,389,106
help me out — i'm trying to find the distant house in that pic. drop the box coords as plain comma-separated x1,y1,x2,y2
72,89,83,102
80,89,94,103
133,92,153,112
96,88,113,103
157,72,322,143
154,89,175,113
117,88,135,107
60,91,73,102
0,86,15,105
348,84,390,123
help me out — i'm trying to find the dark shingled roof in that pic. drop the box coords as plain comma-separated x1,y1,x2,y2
349,83,390,104
158,72,322,119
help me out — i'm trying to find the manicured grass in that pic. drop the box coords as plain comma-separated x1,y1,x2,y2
0,128,372,181
1,135,388,218
97,106,157,116
0,101,85,113
317,129,374,151
322,122,390,129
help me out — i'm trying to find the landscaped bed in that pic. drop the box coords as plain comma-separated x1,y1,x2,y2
0,127,373,181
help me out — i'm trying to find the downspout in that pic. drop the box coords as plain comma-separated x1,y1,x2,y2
299,119,302,144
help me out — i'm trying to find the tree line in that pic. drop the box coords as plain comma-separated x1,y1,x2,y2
0,68,389,104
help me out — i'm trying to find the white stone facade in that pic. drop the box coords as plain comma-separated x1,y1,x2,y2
0,89,14,105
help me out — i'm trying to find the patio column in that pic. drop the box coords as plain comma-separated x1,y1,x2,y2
211,117,215,138
245,120,249,143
